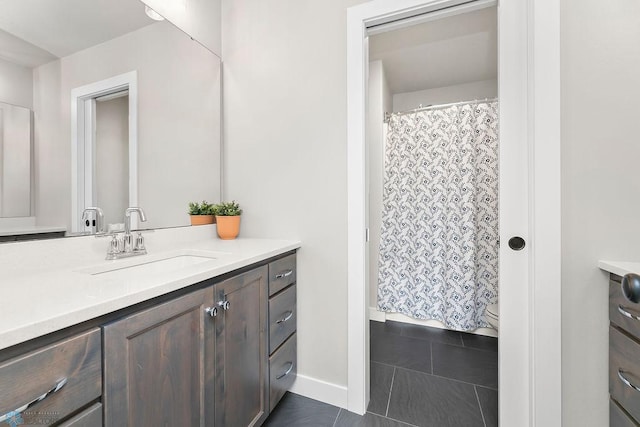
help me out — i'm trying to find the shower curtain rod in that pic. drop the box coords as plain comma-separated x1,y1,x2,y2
383,97,498,123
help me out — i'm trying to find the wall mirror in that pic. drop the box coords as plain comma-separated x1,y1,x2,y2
0,0,221,238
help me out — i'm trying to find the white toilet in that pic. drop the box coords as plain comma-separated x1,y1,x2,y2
486,303,499,331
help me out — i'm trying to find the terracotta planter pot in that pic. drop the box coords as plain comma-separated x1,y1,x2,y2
215,216,241,240
190,215,215,226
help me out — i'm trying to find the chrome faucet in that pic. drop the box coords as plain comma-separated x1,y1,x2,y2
125,207,147,235
103,207,149,260
82,207,105,234
123,207,147,253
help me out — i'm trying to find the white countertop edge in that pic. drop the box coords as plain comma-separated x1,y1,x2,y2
0,241,300,351
598,260,640,277
0,226,67,236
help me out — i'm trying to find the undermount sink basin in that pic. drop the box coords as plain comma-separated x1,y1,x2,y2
76,250,226,278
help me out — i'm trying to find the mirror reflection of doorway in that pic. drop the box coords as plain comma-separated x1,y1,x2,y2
71,71,138,234
94,91,129,227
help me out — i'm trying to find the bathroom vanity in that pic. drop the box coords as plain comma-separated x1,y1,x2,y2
0,227,299,426
599,261,640,427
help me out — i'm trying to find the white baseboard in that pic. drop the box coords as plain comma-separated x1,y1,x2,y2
288,374,348,409
369,307,498,338
369,307,386,322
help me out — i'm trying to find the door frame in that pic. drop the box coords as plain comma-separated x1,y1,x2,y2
70,71,138,232
346,1,561,426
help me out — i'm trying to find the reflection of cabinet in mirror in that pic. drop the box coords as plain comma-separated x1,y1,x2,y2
0,102,32,218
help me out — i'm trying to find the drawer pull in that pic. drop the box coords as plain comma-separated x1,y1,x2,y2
618,369,640,393
618,304,640,321
276,362,294,380
275,270,293,279
276,311,294,324
0,378,67,423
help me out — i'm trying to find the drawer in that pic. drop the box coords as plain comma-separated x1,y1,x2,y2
610,280,640,339
269,285,297,354
0,329,102,425
269,333,297,412
269,254,296,296
59,403,103,427
611,399,639,427
610,326,640,424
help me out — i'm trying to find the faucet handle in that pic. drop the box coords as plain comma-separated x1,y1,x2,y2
107,235,119,257
134,232,146,252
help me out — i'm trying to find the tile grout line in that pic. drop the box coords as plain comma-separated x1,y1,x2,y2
474,385,488,427
380,413,420,427
332,408,341,427
382,363,498,390
430,341,434,374
385,367,396,418
388,333,498,354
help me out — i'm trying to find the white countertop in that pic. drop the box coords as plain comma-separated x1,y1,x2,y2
598,260,640,277
0,225,300,351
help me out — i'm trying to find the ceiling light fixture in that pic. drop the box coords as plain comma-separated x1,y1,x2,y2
145,6,165,21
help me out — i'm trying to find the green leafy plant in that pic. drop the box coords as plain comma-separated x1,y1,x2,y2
188,200,215,215
213,200,243,216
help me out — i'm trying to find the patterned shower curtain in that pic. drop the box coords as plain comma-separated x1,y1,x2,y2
377,101,499,331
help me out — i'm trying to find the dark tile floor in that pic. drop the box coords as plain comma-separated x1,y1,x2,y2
264,320,498,427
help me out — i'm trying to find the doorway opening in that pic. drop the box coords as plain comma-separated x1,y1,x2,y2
347,0,561,425
365,5,498,426
70,71,138,233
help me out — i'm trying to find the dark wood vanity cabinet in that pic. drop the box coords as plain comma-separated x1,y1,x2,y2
0,329,102,426
102,254,295,426
103,287,215,426
267,254,298,411
609,274,640,426
214,266,269,427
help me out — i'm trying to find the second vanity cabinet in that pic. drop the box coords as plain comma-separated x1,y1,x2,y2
609,273,640,426
100,254,294,427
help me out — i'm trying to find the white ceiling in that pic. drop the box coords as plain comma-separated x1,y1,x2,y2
0,0,157,68
369,7,497,94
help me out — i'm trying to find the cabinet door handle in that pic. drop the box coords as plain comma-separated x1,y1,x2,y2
218,300,230,311
275,270,293,279
618,369,640,392
276,362,294,380
276,311,294,324
618,305,640,321
205,307,218,317
0,378,67,423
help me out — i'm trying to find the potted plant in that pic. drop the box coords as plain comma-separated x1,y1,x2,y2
188,200,215,225
213,201,242,240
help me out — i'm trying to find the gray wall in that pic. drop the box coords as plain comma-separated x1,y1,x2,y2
0,57,33,109
223,0,367,390
392,79,497,112
95,96,129,226
561,0,640,425
368,60,392,309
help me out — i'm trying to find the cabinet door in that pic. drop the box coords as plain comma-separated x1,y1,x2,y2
103,287,215,427
214,266,269,427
